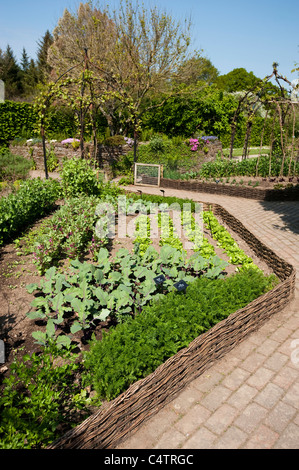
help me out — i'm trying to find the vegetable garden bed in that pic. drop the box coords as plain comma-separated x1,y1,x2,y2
47,200,295,449
0,185,295,449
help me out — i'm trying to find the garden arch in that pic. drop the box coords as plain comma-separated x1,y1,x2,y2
229,63,299,178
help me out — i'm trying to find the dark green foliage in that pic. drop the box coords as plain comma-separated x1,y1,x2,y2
103,135,126,146
36,30,53,84
214,67,279,96
84,269,278,400
0,45,24,100
214,68,261,93
0,178,61,246
0,101,37,145
0,102,85,145
20,48,39,98
46,106,77,139
142,87,238,143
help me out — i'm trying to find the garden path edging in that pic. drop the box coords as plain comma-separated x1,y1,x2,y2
160,178,299,201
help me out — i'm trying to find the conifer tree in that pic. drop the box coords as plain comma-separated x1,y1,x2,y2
21,47,30,72
36,30,53,83
20,48,39,100
0,45,23,99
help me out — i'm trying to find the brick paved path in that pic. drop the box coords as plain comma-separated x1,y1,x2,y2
116,186,299,450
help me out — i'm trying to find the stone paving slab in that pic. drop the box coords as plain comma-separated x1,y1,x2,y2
116,186,299,449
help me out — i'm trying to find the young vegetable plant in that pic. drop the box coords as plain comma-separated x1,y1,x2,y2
18,195,109,274
202,211,260,272
26,246,228,347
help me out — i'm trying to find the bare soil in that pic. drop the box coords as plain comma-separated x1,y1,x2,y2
0,202,274,387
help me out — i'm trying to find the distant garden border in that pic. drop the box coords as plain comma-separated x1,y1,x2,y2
160,178,299,201
48,201,295,449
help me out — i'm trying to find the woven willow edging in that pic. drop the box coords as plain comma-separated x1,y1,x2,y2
48,203,295,450
160,178,299,201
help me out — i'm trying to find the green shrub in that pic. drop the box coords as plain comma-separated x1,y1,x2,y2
148,135,167,153
0,178,61,246
84,268,278,400
0,101,37,145
104,135,125,146
61,157,99,197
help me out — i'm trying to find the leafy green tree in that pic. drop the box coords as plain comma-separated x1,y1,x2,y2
47,3,117,134
175,52,219,87
143,85,238,140
47,0,192,148
20,47,30,72
215,67,260,92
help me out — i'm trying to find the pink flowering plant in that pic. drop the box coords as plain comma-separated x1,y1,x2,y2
189,138,200,151
188,136,217,151
61,138,80,145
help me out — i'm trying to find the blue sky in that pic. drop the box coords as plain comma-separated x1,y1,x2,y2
0,0,298,81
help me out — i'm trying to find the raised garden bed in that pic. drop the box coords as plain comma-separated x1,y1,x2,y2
47,201,295,449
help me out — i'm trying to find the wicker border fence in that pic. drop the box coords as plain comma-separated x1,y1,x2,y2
48,202,296,449
160,178,299,201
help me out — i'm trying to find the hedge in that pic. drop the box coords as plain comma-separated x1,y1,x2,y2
0,101,37,145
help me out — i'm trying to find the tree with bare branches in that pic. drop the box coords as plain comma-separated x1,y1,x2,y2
47,1,193,160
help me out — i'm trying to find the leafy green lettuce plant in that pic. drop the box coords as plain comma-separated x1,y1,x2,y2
203,211,259,271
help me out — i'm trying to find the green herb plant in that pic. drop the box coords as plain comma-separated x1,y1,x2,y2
84,268,279,400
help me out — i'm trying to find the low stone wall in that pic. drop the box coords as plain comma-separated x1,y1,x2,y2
9,142,131,175
9,139,223,176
